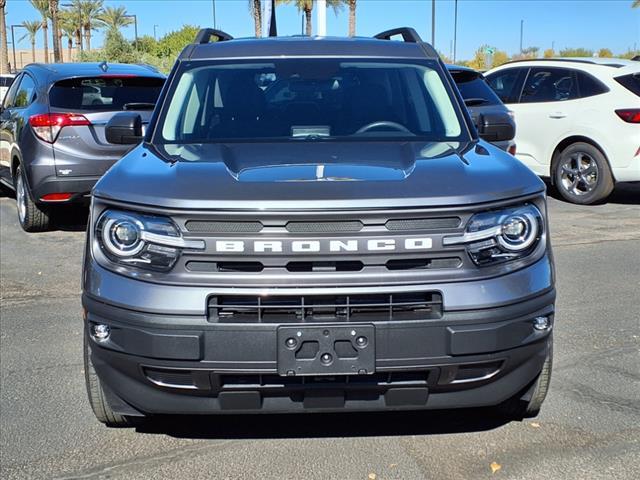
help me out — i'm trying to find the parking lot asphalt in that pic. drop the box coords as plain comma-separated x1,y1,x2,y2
1,184,639,480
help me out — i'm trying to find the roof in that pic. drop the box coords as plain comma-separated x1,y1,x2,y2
183,36,437,61
501,57,636,68
23,62,165,80
445,64,477,72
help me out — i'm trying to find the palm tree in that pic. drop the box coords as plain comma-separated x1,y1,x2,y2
80,0,103,51
347,0,356,36
249,0,262,37
0,0,10,73
278,0,341,36
633,1,640,7
97,5,133,35
49,0,62,62
58,10,75,62
19,20,41,62
30,0,50,63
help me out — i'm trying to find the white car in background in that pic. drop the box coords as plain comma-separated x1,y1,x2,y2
0,74,16,103
485,58,640,204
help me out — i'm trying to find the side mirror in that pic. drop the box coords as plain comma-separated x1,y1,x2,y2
476,111,515,143
106,112,143,145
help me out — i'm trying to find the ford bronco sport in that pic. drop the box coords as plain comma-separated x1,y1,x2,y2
82,28,555,427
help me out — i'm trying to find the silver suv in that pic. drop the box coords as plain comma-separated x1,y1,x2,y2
0,63,165,231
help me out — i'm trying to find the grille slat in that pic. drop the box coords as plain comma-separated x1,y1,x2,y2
208,292,442,323
385,217,460,231
286,221,364,233
185,221,263,233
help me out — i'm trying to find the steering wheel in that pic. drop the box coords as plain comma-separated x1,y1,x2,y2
355,121,413,135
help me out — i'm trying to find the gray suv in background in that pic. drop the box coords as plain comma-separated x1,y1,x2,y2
0,63,165,232
447,64,516,154
83,28,554,427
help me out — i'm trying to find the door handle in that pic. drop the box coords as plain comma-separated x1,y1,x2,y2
549,112,567,119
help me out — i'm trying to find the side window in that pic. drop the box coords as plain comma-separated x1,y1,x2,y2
486,68,526,104
13,74,36,108
577,71,608,98
520,67,577,103
2,74,22,109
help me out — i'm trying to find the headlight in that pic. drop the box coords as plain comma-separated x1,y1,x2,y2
96,210,205,271
443,204,543,266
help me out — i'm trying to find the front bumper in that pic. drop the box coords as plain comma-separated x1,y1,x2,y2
83,284,555,416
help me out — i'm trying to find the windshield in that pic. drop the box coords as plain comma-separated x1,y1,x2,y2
157,59,465,143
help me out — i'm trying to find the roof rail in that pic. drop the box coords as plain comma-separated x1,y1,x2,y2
194,28,234,44
374,27,422,43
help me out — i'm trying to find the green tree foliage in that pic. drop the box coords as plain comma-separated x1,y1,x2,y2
153,25,200,58
135,35,157,54
543,48,555,58
465,45,509,70
619,49,640,59
98,5,133,32
597,48,613,58
79,28,135,63
19,20,41,62
559,47,593,57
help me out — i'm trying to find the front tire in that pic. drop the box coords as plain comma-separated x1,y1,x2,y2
553,142,614,205
14,165,51,232
84,335,139,428
498,339,553,419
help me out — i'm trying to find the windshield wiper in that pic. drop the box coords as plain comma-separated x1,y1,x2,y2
123,102,156,111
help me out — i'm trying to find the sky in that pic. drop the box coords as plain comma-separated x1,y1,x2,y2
4,0,640,60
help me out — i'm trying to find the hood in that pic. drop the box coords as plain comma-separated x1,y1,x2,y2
93,140,545,210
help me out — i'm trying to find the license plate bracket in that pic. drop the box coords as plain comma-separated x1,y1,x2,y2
277,325,375,376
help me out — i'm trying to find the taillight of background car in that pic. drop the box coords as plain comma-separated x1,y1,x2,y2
29,113,91,143
615,109,640,124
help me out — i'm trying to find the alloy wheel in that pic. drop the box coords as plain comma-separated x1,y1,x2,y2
16,174,27,223
559,152,599,196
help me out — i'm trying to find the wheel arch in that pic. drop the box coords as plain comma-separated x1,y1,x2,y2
550,136,612,185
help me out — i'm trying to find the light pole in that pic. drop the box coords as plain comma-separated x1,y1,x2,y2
10,25,26,73
520,19,524,54
153,24,158,40
431,0,435,47
212,0,217,29
317,0,326,37
124,15,138,48
453,0,458,63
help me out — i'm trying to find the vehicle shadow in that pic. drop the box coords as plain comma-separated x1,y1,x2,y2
545,180,640,205
52,205,89,232
136,408,513,440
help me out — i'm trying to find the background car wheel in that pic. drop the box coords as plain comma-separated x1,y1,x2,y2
84,335,141,428
14,165,51,232
498,338,552,419
553,142,614,205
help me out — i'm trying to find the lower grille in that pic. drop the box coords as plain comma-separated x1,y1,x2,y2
208,292,442,323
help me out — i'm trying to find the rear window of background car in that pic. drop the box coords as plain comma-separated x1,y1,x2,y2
577,71,609,98
615,73,640,97
450,70,503,106
49,76,164,111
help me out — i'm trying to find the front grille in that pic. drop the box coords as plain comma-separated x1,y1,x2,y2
184,221,263,233
385,217,460,231
208,292,442,323
286,221,363,233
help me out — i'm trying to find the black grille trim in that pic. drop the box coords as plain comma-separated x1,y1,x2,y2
286,221,364,233
385,217,460,231
208,292,442,323
185,221,263,233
